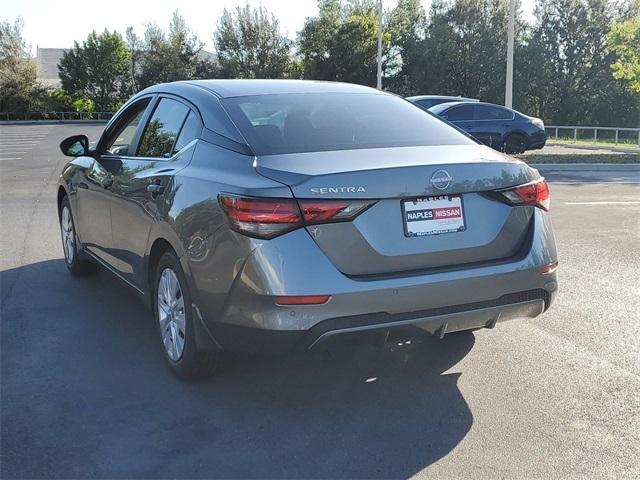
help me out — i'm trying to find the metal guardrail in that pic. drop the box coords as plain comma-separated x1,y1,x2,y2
0,112,115,121
546,125,640,146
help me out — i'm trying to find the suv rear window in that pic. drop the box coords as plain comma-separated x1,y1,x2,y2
221,93,474,155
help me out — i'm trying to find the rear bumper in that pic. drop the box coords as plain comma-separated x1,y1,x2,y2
208,289,553,353
528,130,547,150
199,208,558,353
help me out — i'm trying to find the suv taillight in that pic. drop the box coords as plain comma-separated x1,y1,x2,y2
496,178,550,211
218,194,376,239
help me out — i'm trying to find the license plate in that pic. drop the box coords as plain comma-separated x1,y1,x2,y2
402,196,466,237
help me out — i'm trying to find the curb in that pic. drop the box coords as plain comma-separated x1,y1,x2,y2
0,120,109,125
530,163,640,172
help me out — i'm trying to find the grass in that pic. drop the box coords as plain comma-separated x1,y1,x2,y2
517,153,639,164
547,137,639,148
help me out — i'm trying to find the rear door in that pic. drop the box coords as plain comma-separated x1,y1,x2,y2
473,105,515,149
108,96,202,287
441,104,476,137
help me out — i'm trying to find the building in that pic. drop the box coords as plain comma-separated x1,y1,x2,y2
35,47,217,88
35,47,68,88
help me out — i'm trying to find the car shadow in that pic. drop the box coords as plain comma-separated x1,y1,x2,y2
2,259,475,479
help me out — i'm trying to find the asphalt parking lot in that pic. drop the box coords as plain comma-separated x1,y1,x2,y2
1,124,639,479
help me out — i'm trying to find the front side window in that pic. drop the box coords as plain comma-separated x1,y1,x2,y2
137,98,189,158
444,105,474,121
221,93,474,155
104,101,149,155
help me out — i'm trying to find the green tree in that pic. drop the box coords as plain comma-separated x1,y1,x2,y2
133,11,214,89
386,0,427,94
298,0,392,86
214,5,293,78
608,15,640,92
58,29,131,111
0,19,50,115
518,0,638,126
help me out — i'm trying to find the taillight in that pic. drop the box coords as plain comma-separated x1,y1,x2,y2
298,199,375,225
218,194,302,239
497,178,550,211
219,194,376,239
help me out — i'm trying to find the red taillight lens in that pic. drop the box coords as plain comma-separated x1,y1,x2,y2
276,295,331,305
499,178,550,211
218,194,302,239
298,200,375,225
219,195,376,239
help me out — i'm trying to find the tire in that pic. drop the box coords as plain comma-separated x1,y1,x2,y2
153,250,219,379
503,133,527,154
59,196,98,275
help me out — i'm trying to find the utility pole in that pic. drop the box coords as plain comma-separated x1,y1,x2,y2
376,0,383,90
505,0,515,107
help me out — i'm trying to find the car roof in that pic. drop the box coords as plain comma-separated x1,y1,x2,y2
407,95,479,102
430,101,515,110
144,79,382,98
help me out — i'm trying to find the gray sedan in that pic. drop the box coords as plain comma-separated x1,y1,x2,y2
57,80,558,378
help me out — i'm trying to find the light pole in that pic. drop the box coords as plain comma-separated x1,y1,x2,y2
505,0,515,107
376,0,383,90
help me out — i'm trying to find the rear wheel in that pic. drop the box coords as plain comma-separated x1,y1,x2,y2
503,133,527,154
153,250,218,379
59,196,97,275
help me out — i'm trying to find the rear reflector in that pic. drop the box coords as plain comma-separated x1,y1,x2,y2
540,261,558,274
276,295,331,305
498,178,550,211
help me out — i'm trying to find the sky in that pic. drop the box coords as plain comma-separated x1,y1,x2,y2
3,0,537,56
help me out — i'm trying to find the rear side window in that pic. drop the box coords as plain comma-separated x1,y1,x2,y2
476,105,513,120
443,105,474,121
221,93,474,155
138,98,189,157
173,111,202,153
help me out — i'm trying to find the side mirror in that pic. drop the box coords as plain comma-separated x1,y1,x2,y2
60,135,89,157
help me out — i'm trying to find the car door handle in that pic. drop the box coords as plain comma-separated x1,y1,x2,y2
146,184,165,196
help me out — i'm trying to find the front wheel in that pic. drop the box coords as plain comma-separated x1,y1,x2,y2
153,251,219,379
59,196,97,275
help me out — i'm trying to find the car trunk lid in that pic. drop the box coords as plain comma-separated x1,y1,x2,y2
255,145,540,276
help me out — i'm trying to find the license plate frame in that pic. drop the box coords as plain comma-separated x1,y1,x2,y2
401,195,466,237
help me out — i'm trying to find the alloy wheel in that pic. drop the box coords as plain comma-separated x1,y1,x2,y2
157,268,186,361
61,206,75,264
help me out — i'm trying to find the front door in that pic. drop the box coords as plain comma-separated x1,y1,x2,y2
86,98,153,271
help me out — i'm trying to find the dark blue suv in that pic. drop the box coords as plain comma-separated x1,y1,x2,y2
428,101,546,154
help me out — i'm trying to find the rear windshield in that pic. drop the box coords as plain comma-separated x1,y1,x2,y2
221,93,475,155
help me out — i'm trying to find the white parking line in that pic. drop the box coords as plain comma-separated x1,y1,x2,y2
564,201,640,205
0,152,27,155
0,157,21,161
